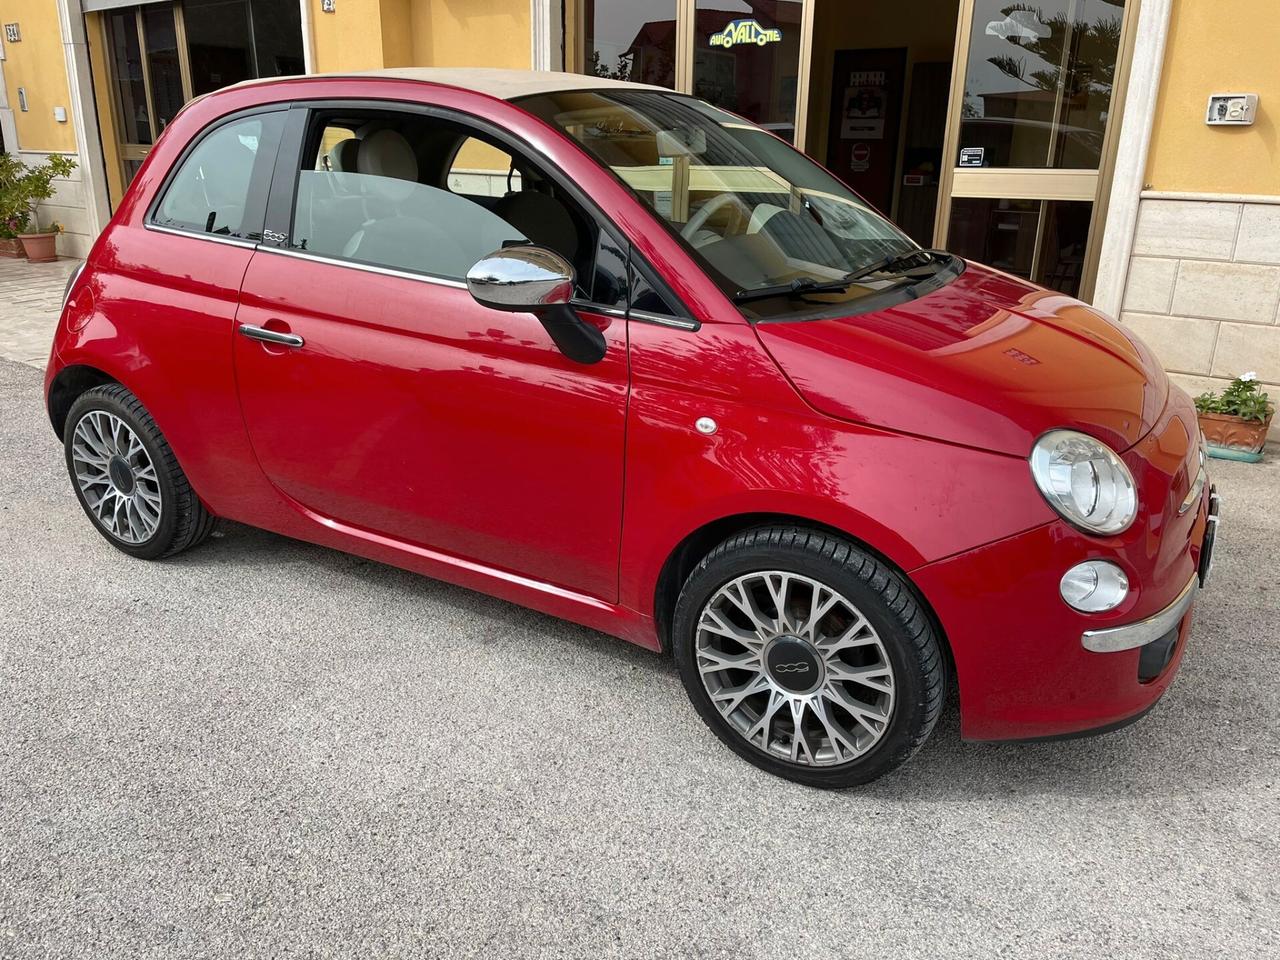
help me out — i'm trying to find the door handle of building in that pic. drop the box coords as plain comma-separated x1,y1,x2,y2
239,324,304,348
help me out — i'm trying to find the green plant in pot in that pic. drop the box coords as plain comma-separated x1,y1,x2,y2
0,152,77,263
0,152,29,258
1195,372,1275,462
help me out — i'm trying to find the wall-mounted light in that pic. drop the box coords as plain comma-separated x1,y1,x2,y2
54,106,68,123
17,86,27,112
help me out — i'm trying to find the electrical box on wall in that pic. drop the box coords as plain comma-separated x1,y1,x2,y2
1206,93,1259,126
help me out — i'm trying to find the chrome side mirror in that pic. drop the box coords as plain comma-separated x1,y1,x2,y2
466,245,575,312
465,245,606,365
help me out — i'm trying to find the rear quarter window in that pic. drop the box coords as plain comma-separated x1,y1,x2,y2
151,111,283,240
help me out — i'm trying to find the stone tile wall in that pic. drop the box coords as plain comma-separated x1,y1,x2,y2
1121,197,1280,436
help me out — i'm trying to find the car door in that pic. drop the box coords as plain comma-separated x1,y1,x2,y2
232,103,631,601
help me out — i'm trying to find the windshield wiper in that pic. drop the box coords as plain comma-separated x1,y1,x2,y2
732,275,859,304
732,248,956,305
731,249,953,305
844,248,946,282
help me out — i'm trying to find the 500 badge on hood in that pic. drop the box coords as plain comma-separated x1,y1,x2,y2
709,19,782,48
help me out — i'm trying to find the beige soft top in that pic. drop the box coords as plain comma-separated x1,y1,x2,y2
235,67,668,101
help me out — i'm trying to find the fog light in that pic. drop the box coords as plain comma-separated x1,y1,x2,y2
1060,561,1129,613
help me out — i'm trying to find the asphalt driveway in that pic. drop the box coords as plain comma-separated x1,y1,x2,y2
1,357,1277,958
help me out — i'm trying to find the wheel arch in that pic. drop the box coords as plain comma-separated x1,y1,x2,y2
46,364,121,439
651,512,955,688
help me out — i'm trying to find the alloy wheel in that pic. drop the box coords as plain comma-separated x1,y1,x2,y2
695,571,896,766
70,410,163,544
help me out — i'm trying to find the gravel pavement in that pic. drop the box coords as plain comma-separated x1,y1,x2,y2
1,357,1277,959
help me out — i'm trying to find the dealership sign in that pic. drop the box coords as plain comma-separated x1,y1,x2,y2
709,19,782,48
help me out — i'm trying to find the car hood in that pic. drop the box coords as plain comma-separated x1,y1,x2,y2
754,262,1169,457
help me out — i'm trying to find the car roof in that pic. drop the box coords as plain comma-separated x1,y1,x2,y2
235,67,668,101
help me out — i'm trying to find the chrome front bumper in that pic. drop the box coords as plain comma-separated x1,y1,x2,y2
1081,576,1198,653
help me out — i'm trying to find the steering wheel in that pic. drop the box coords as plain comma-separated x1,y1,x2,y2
681,192,753,242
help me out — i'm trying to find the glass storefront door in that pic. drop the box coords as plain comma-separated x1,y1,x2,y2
105,4,189,183
101,0,303,195
938,0,1134,299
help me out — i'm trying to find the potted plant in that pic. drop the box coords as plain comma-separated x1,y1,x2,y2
1195,372,1274,462
0,152,28,258
18,220,66,263
0,152,76,262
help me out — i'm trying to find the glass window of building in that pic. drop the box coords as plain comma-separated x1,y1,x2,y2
956,0,1127,169
947,197,1093,296
142,5,185,134
692,0,803,142
106,8,152,146
581,0,678,88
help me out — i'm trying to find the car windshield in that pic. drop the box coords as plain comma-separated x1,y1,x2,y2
515,89,952,320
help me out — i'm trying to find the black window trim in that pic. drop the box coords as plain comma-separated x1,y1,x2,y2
256,96,697,330
144,104,288,244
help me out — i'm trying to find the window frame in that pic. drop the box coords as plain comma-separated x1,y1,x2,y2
145,105,288,244
258,99,695,327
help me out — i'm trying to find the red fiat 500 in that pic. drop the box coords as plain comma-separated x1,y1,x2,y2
46,68,1217,787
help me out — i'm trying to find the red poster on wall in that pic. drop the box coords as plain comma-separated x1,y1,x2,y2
825,48,907,217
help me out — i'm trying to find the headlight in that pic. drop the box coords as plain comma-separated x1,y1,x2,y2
1029,429,1137,535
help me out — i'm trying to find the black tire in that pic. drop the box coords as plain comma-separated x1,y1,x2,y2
672,526,945,788
63,384,216,560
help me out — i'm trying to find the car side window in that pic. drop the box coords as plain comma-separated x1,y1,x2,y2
287,111,615,301
290,120,524,279
281,109,636,311
152,112,282,239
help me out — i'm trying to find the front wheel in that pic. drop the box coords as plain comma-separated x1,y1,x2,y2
672,527,945,788
64,384,216,560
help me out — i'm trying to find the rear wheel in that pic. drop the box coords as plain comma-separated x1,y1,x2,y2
64,385,216,560
673,526,945,788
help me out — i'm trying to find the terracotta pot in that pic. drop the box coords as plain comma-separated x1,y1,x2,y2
18,231,58,263
1197,410,1273,463
0,236,27,259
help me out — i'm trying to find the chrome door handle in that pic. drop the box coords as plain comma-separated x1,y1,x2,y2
239,324,304,348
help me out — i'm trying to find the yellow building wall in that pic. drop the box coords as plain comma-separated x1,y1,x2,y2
1145,0,1280,196
381,0,414,68
310,0,396,72
308,0,531,73
407,0,529,70
0,0,77,153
